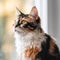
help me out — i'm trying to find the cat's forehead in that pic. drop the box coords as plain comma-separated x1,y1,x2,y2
19,14,36,22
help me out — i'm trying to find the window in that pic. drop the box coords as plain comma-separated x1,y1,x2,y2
34,0,48,33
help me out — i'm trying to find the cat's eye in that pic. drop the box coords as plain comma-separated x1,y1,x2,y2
27,22,37,30
23,23,28,28
21,20,27,24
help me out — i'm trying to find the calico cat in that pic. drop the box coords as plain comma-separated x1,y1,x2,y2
13,6,60,60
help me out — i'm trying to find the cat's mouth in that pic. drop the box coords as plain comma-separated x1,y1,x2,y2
14,26,25,33
15,27,32,33
14,26,32,34
15,29,21,33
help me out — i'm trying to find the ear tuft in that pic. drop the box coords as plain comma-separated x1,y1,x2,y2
16,7,24,15
30,6,38,19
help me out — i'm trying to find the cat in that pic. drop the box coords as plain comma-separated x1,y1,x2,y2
13,6,60,60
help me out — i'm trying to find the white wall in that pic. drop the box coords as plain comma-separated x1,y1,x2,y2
48,0,60,48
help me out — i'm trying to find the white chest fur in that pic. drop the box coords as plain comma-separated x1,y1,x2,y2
14,31,46,60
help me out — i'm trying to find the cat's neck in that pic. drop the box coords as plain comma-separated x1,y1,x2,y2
14,27,46,57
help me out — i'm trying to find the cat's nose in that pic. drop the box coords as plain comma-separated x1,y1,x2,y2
15,25,18,28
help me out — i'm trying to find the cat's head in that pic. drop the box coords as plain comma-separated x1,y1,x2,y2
14,6,41,34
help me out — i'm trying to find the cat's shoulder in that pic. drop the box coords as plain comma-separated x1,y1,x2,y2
44,33,60,49
41,33,60,55
43,33,57,46
44,33,56,42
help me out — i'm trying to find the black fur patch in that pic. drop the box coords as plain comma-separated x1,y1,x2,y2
27,22,37,30
36,17,40,24
15,19,20,28
35,34,60,60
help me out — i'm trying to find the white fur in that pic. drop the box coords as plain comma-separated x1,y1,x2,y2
14,28,47,60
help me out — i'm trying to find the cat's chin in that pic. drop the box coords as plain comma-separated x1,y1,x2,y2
14,28,28,37
15,29,23,34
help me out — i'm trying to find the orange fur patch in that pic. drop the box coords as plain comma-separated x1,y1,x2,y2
20,15,35,23
49,39,55,55
25,46,40,60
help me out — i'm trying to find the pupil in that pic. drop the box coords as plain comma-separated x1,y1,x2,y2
23,24,28,28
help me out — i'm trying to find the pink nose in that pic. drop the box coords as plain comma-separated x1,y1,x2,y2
13,24,18,28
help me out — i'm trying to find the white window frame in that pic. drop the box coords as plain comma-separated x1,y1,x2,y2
34,0,48,33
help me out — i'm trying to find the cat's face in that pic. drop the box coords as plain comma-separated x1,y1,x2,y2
14,6,40,34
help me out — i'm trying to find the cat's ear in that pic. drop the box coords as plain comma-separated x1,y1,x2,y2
30,6,38,19
16,7,24,15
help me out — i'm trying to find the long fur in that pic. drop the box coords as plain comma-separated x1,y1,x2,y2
13,6,60,60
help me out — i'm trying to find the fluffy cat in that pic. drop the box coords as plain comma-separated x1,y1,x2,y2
13,6,60,60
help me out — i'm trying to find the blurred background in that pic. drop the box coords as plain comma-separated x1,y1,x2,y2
0,0,60,60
